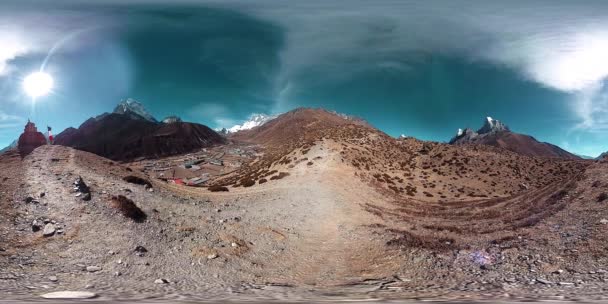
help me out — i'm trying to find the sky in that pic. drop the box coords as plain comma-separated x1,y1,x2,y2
1,1,608,157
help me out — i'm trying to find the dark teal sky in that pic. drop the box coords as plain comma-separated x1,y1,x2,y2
1,1,607,156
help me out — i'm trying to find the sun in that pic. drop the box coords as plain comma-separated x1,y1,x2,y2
23,72,54,98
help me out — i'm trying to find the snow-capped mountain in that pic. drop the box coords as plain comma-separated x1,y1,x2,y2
162,116,182,124
477,116,509,134
0,139,17,153
449,116,578,159
450,116,509,143
113,98,158,123
226,113,277,133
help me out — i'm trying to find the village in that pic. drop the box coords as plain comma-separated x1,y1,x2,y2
128,142,262,187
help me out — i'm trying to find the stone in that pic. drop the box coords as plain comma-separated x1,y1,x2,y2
86,266,102,272
40,291,97,299
48,276,58,282
207,253,218,260
32,220,42,232
154,278,168,284
82,192,91,201
134,245,148,254
536,278,553,285
42,224,56,237
24,196,34,203
600,219,608,225
74,176,90,194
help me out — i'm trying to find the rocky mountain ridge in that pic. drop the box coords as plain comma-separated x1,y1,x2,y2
450,117,579,159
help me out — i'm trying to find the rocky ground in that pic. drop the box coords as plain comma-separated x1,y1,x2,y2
1,141,608,302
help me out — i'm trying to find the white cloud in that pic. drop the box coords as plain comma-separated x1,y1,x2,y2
0,111,23,134
237,1,608,132
0,31,29,76
189,103,236,128
0,8,116,78
0,112,21,122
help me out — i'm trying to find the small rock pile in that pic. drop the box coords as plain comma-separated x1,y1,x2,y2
74,176,91,201
31,218,64,237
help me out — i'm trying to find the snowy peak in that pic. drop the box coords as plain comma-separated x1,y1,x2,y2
449,116,578,159
162,116,182,124
450,117,509,143
0,139,17,153
478,116,509,134
227,113,277,133
113,98,158,123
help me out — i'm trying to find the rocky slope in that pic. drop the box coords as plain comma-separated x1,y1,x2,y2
450,117,579,159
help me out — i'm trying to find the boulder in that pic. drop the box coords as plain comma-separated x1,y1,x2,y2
42,223,56,237
40,291,97,299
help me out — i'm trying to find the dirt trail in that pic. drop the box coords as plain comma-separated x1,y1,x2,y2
144,141,398,286
246,142,398,286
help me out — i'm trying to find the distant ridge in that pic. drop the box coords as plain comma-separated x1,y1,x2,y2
450,117,579,159
55,99,224,161
230,108,370,145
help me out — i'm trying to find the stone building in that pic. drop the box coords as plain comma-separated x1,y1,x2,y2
18,120,47,156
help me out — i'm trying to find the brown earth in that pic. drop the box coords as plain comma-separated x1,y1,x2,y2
1,108,608,301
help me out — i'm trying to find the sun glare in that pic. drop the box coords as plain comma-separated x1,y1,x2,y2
23,71,53,98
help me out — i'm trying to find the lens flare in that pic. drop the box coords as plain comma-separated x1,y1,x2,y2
23,71,53,98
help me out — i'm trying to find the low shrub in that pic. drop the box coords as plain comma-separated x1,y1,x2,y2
110,195,146,222
209,185,229,192
241,179,255,187
123,176,152,188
